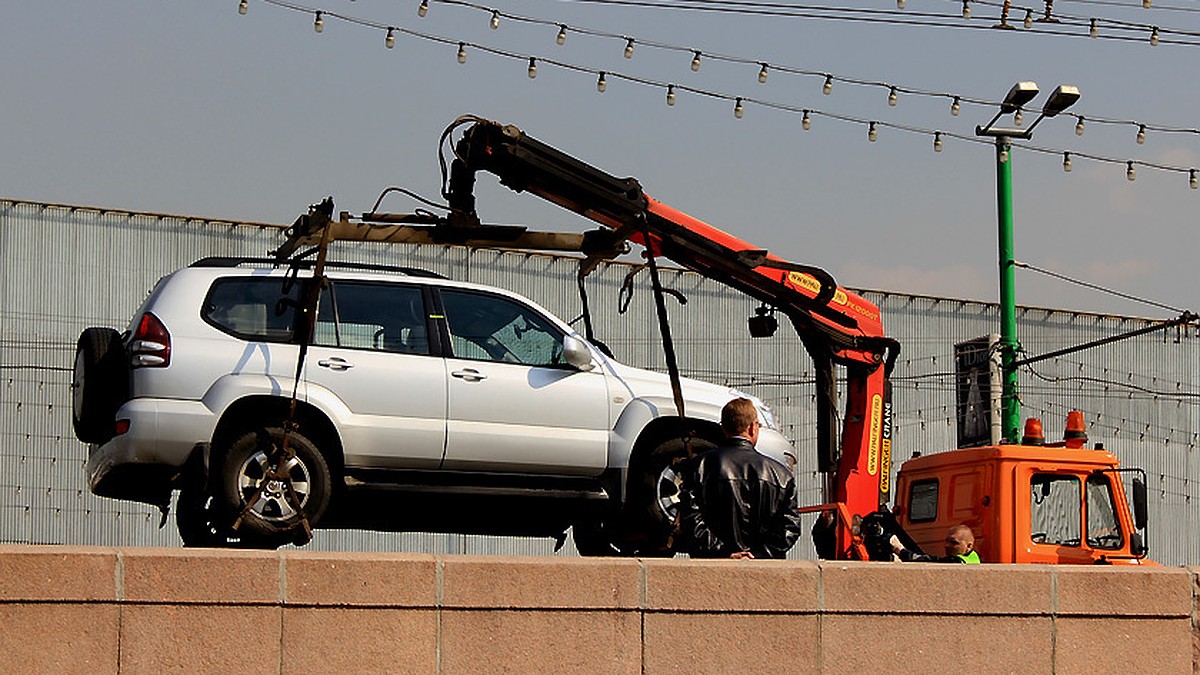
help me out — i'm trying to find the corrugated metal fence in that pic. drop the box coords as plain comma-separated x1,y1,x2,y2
1,199,1195,563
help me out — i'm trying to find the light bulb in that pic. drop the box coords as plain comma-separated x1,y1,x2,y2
1089,18,1098,38
596,72,607,93
1143,0,1152,7
556,25,567,45
1075,117,1085,136
934,132,943,153
962,0,971,19
1190,169,1198,189
758,64,768,84
1063,152,1072,172
418,0,428,17
314,11,324,33
950,96,961,116
734,98,744,119
623,38,634,59
868,122,878,142
1014,110,1024,127
691,51,702,72
528,58,537,79
457,42,467,64
1024,9,1032,28
1150,27,1159,46
999,147,1009,163
823,75,833,95
802,110,811,131
238,0,248,15
897,0,905,7
386,27,396,49
490,10,499,29
888,87,898,107
1136,125,1146,144
666,85,676,106
1127,162,1136,181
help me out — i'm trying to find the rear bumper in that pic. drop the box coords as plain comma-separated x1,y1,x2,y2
86,398,215,506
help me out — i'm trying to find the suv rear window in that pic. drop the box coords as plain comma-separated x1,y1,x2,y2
203,277,304,342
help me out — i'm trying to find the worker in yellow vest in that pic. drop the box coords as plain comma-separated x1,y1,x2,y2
891,524,981,564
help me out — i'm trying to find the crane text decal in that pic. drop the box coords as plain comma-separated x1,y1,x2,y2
867,393,883,477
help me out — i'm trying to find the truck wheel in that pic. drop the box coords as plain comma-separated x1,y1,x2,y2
71,327,130,444
626,437,715,555
213,427,331,548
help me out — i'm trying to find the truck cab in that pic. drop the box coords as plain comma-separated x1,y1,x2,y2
894,413,1150,565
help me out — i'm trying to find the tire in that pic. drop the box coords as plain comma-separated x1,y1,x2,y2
71,327,130,444
213,427,331,547
176,484,230,548
624,436,715,555
571,516,626,557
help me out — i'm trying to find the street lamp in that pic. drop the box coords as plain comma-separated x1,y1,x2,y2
976,82,1080,443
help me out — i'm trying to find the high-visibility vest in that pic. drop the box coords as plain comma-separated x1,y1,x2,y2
957,550,981,564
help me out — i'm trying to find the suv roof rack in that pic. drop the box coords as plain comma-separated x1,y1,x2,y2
190,256,446,279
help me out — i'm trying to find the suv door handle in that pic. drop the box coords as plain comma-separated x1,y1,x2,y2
451,368,487,382
317,357,354,371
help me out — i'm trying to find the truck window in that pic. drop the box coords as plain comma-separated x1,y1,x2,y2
908,479,938,522
1030,474,1080,546
1086,475,1123,550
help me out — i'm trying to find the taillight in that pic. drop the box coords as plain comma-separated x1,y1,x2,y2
130,312,171,368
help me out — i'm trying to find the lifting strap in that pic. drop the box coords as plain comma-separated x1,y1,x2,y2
231,214,335,545
638,215,694,458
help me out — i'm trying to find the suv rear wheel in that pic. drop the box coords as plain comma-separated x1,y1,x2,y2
213,427,332,547
72,327,130,444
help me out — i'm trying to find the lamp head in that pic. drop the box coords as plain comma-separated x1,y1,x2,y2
1000,81,1040,113
1041,85,1081,117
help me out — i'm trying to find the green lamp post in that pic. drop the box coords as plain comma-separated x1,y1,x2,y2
976,82,1081,442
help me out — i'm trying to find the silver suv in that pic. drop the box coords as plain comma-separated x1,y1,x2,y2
72,257,795,553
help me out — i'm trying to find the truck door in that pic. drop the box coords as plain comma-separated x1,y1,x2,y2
438,288,609,475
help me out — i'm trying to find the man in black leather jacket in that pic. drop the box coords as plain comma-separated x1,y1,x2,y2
680,398,803,559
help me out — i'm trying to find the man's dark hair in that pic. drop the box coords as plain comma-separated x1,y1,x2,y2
720,397,758,436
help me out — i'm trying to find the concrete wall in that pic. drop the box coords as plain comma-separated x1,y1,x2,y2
1,546,1195,673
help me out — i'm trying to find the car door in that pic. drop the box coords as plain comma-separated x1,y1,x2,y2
304,279,447,470
438,288,609,475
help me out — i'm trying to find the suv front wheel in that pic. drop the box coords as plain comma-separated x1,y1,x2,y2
213,427,332,547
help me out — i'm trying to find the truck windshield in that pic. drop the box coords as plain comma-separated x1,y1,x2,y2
1086,476,1124,550
1030,474,1080,546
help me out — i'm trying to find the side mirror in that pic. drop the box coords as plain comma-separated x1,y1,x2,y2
562,335,595,371
1132,476,1148,531
1129,531,1146,557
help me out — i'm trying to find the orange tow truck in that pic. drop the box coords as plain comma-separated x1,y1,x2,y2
894,412,1150,564
281,115,1151,564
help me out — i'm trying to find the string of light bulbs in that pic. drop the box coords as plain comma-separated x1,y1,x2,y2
244,0,1200,189
425,0,1200,146
926,0,1200,36
538,0,1200,45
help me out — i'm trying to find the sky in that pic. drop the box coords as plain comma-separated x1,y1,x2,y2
3,0,1196,319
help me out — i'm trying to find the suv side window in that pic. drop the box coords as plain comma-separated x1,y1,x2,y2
315,281,429,354
440,290,564,366
203,277,303,342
